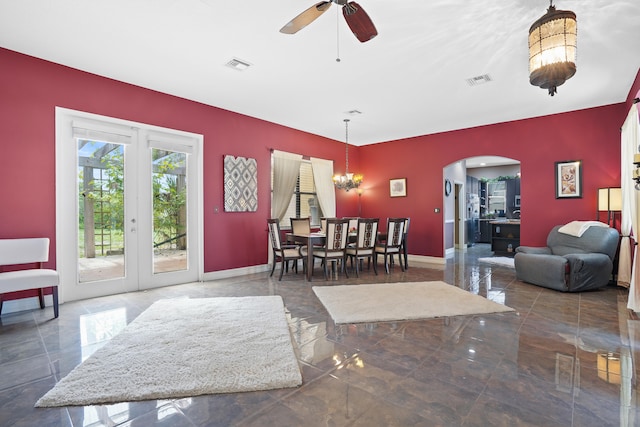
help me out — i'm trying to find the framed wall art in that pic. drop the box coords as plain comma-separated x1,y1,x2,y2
555,160,582,199
224,155,258,212
390,178,407,197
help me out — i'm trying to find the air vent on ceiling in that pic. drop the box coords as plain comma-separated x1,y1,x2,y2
225,58,251,71
466,74,492,86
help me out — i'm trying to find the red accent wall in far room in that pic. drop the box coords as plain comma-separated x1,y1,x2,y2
357,104,626,257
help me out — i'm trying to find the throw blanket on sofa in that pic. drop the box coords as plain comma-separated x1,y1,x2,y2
558,221,609,237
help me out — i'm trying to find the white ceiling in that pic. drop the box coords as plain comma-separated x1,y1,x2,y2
0,0,638,146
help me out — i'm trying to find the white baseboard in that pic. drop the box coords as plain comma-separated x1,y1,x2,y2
407,254,446,268
202,264,271,281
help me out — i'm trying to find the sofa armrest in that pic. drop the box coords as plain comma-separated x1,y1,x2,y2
515,246,552,255
564,253,613,291
514,253,568,291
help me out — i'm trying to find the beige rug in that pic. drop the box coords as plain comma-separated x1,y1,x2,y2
312,281,514,324
478,257,515,268
36,296,302,407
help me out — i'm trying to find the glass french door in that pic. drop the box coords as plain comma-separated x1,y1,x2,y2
56,108,202,302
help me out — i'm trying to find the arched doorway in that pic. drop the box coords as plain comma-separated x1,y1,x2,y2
443,156,520,256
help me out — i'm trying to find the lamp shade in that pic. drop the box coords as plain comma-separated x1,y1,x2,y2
528,4,577,96
598,188,622,212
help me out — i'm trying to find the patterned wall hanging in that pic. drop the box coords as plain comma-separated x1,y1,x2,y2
224,155,258,212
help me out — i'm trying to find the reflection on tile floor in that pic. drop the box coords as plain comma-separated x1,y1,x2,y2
1,244,639,426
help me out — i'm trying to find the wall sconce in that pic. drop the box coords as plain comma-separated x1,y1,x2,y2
597,187,621,226
633,153,640,190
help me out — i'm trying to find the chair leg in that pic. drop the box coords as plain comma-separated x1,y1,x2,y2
279,259,285,280
270,256,277,277
342,256,349,278
384,254,390,274
52,286,59,318
354,256,360,277
372,256,378,275
38,288,45,309
398,253,405,272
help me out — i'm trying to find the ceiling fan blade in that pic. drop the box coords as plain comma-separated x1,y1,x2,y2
342,2,378,43
280,1,332,34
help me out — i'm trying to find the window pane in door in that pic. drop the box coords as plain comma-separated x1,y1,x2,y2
77,141,125,283
152,149,188,273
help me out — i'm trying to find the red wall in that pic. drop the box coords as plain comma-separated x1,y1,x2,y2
0,47,635,269
0,48,353,273
358,105,626,256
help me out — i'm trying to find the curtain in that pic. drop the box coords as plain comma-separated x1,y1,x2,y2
621,105,640,311
618,105,636,287
310,157,336,219
271,150,303,220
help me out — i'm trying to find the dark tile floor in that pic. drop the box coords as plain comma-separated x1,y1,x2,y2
1,244,639,426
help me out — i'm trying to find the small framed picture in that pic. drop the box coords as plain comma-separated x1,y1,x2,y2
390,178,407,197
555,160,582,199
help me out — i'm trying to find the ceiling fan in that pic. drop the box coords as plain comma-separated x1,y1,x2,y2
279,0,378,43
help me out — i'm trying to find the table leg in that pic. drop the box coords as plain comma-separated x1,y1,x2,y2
306,241,314,281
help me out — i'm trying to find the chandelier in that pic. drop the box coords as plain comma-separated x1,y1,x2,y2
528,1,577,96
333,118,363,191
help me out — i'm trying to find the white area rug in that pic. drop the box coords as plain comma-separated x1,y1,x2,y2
313,281,514,324
478,257,515,268
36,296,302,407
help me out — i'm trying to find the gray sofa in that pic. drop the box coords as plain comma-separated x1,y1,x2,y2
514,225,619,292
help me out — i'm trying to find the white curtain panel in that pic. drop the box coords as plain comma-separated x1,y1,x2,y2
271,150,303,220
310,157,336,219
620,105,640,311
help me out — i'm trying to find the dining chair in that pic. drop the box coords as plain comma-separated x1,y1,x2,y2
290,217,311,235
374,217,407,274
267,218,303,280
346,218,379,277
305,218,349,280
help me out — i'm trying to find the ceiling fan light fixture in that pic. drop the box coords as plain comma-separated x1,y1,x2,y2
528,1,577,96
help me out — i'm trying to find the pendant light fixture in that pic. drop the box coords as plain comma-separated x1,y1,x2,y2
333,119,363,192
528,1,577,96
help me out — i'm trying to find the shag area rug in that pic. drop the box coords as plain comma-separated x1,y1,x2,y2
36,296,302,407
478,257,515,268
312,281,514,324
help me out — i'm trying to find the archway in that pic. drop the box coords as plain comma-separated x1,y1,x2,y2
443,156,520,256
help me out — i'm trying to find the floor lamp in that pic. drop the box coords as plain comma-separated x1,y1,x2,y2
597,187,622,228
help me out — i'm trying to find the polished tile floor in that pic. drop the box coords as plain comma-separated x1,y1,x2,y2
1,245,639,426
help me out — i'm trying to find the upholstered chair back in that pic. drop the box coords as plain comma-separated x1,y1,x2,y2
290,217,311,235
356,218,379,249
386,218,406,247
267,219,283,250
325,218,349,250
